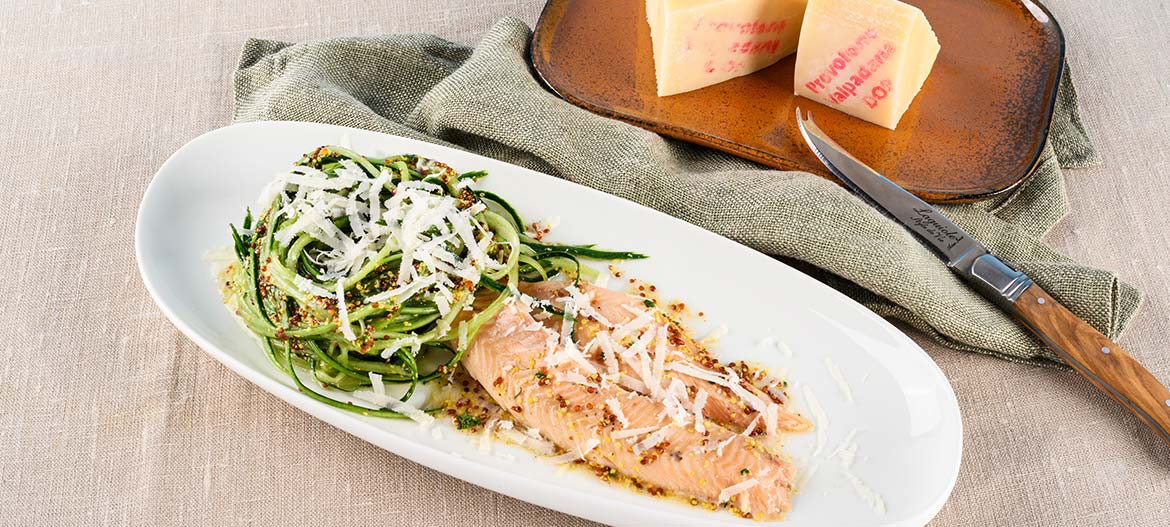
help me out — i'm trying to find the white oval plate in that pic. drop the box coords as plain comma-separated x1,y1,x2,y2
136,121,961,527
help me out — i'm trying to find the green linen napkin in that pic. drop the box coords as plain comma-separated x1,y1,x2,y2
233,18,1139,368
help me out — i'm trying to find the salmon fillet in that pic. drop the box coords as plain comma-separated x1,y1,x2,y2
520,281,811,434
463,299,797,519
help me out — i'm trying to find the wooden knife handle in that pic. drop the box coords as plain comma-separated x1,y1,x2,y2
1011,283,1170,446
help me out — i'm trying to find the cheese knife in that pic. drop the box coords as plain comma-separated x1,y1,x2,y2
795,108,1170,446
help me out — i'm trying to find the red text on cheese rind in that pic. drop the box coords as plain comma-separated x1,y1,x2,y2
703,59,747,74
728,39,781,55
802,28,879,95
863,79,893,109
692,18,788,35
826,42,897,105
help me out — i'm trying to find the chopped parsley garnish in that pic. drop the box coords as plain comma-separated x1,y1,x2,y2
455,413,481,430
643,299,655,308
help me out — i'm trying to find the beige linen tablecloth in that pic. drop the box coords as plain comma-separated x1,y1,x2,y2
2,0,1168,525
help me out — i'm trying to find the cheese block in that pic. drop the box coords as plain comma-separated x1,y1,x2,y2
646,0,808,97
793,0,940,129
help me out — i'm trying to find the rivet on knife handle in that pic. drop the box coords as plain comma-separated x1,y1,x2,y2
794,108,1170,447
1008,283,1170,444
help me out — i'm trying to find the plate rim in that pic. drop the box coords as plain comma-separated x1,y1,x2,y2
529,0,1067,203
135,120,964,527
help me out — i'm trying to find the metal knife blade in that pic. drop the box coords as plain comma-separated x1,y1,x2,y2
795,109,985,265
794,107,1170,447
795,109,1033,305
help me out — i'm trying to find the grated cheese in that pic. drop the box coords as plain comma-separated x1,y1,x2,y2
843,469,886,514
764,403,780,436
633,426,670,455
825,357,854,404
565,285,613,327
617,374,648,393
658,378,692,427
577,438,601,458
826,428,862,469
384,398,434,426
667,362,771,417
598,334,620,377
378,335,422,359
610,309,655,342
364,276,437,305
697,324,728,347
352,390,434,426
541,450,583,465
292,275,332,298
456,321,470,352
543,293,598,374
651,325,668,393
335,281,356,341
692,389,709,434
714,433,737,456
538,435,599,466
717,478,759,504
497,428,556,455
606,397,630,428
267,158,497,349
610,425,659,440
634,337,659,398
559,370,596,387
741,414,762,437
802,385,829,457
369,372,385,397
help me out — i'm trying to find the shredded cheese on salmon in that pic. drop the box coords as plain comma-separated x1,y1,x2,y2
717,478,759,503
610,425,659,440
633,426,671,455
606,397,630,428
692,389,709,434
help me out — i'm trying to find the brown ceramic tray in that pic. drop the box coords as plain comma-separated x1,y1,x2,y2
531,0,1066,203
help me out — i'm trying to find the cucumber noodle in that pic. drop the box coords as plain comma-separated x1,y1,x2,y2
221,145,644,418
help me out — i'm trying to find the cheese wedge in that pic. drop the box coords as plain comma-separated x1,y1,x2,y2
793,0,940,129
646,0,808,97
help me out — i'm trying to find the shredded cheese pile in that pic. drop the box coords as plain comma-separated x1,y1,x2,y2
259,159,505,343
519,283,787,456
